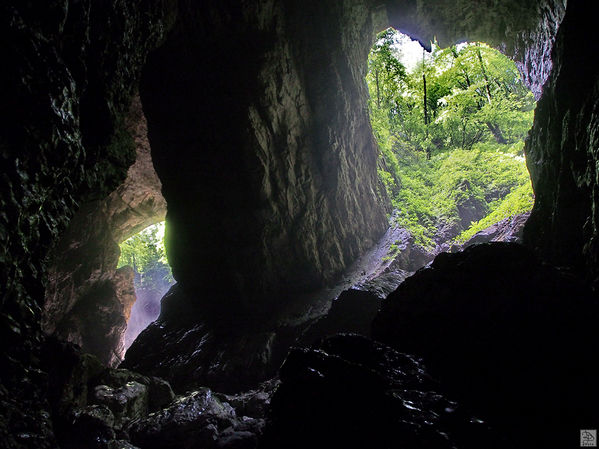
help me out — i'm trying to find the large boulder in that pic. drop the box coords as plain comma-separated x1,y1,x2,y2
261,334,503,449
128,388,265,449
372,242,599,448
42,337,175,449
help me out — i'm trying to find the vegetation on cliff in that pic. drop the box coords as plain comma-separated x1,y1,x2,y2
367,29,534,248
118,222,174,295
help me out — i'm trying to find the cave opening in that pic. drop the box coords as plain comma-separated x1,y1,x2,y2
367,28,535,259
7,1,599,448
117,221,174,350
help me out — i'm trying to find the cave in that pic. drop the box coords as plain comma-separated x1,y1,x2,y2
1,1,598,449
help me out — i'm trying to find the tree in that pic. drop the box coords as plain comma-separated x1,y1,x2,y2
118,222,174,294
365,28,535,248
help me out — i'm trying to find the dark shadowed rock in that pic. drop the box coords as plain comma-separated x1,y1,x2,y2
356,269,412,298
51,271,134,367
524,0,599,288
261,334,502,449
0,1,590,448
372,242,599,448
42,337,175,448
298,289,381,345
128,388,264,449
64,405,116,449
122,285,283,394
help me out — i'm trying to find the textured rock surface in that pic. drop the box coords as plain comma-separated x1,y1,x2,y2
386,0,566,98
372,243,599,448
524,0,599,288
121,285,289,393
460,212,529,248
128,388,265,449
1,0,597,447
0,2,175,447
141,0,389,308
261,334,502,449
51,266,136,367
43,94,167,366
43,337,175,449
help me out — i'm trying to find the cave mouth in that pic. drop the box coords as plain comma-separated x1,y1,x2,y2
118,221,175,350
367,28,536,254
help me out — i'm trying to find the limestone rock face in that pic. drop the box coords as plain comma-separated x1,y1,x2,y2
43,337,175,449
51,267,135,367
524,1,599,288
43,94,167,366
461,212,529,248
372,243,599,448
0,2,176,446
121,285,285,393
1,0,598,447
128,388,265,449
141,0,389,307
386,0,566,99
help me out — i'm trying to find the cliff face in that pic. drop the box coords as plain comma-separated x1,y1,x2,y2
524,0,599,289
0,2,176,447
43,95,166,366
141,0,388,308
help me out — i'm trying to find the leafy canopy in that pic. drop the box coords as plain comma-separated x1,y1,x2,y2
367,29,535,248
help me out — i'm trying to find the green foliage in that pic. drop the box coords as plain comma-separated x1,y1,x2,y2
367,29,535,248
118,222,174,293
389,148,532,248
455,182,534,243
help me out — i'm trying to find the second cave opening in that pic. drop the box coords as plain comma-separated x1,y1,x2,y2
118,221,174,350
367,29,535,254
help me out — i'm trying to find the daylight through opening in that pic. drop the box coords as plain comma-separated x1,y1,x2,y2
368,29,535,254
118,221,174,350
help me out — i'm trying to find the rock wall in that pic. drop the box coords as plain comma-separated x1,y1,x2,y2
524,0,599,289
372,243,599,448
385,0,565,98
43,94,167,366
140,0,389,309
0,2,175,447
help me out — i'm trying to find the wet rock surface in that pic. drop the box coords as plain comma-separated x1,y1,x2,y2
0,1,175,443
122,285,290,394
462,212,529,247
122,221,429,393
128,388,265,449
524,0,599,288
43,337,175,449
373,242,599,448
261,334,502,449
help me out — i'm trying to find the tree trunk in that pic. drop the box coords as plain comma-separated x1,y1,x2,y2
375,69,380,108
486,122,508,144
476,46,493,104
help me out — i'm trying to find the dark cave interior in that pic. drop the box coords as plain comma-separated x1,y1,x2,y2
1,1,599,448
